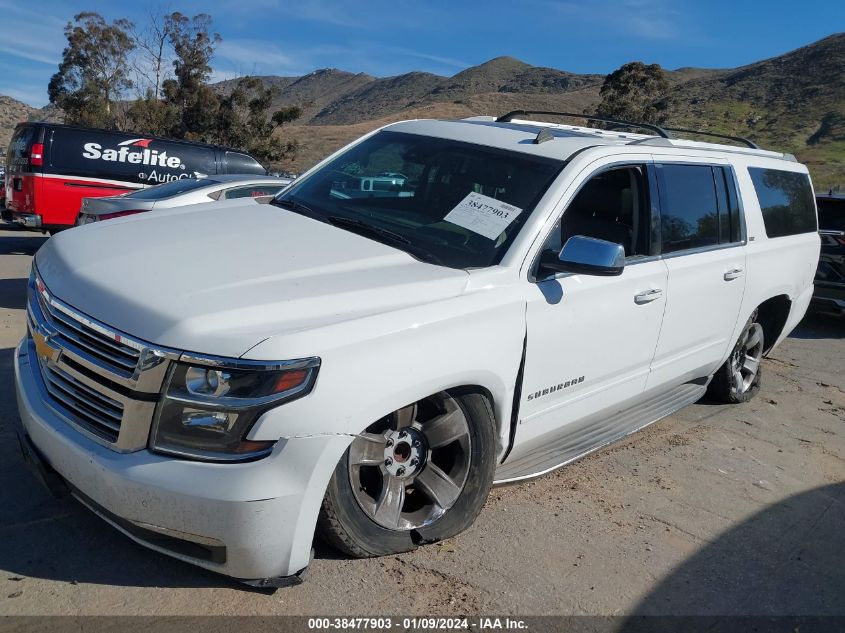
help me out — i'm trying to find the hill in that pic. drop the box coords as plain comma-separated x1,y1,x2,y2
2,34,842,188
0,97,60,151
665,33,845,188
0,96,37,151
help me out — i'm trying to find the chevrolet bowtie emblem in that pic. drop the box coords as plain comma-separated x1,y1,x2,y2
34,329,60,363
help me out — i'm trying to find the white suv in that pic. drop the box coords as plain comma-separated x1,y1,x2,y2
14,112,820,587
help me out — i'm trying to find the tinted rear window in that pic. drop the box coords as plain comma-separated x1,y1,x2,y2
748,168,816,237
124,178,216,200
6,125,37,173
224,151,265,175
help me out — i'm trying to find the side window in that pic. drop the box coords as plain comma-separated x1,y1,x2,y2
748,167,817,237
540,165,651,261
224,185,284,199
657,164,720,254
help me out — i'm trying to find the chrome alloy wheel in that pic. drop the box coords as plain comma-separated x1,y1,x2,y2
730,322,764,394
348,393,472,531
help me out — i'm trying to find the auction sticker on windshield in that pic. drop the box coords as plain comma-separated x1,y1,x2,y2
444,192,523,240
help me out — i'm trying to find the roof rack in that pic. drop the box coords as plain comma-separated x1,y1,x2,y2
495,110,763,151
495,110,672,139
662,126,760,149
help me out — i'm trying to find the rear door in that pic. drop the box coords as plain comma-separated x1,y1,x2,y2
647,160,747,390
5,124,42,215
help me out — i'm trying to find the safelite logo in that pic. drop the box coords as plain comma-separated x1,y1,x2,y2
82,138,186,169
82,137,190,183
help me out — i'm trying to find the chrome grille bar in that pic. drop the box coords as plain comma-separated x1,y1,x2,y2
41,364,123,441
26,267,178,451
36,291,139,375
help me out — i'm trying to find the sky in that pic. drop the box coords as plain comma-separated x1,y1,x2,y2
0,0,840,107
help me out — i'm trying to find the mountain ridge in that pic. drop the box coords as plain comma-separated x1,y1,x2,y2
2,34,842,187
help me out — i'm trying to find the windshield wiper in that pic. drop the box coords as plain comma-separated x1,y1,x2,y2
326,215,443,266
326,215,412,246
271,197,324,221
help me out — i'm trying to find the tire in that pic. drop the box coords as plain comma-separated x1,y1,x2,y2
708,313,765,404
317,391,497,558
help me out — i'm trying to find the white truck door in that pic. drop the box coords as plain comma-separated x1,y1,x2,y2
505,162,668,472
647,162,747,391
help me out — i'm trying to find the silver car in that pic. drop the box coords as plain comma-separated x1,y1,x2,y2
77,175,292,224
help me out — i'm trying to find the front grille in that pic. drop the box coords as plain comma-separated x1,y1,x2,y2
36,291,140,378
26,269,173,451
40,363,124,442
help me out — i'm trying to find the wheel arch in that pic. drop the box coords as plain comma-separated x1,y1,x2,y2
443,384,502,454
755,294,792,354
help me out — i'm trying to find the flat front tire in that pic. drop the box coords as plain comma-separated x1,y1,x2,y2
317,391,497,558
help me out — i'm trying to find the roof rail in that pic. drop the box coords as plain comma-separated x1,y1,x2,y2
663,126,760,149
495,110,672,139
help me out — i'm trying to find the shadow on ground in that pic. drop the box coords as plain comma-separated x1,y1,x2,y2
0,231,47,257
790,311,844,340
623,482,845,618
0,277,28,310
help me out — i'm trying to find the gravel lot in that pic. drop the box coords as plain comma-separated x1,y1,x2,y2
0,227,842,616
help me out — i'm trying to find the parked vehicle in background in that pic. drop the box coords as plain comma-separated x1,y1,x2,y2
811,192,845,315
77,175,292,224
15,111,818,587
0,164,6,214
4,122,266,232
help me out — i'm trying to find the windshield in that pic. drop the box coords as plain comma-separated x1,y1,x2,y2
273,130,564,268
124,178,215,200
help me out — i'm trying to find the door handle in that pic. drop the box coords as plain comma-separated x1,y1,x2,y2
634,289,663,304
724,268,744,281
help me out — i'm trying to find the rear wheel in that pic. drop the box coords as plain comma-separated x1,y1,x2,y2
708,314,764,403
317,391,496,557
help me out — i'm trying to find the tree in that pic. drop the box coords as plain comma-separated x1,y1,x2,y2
160,12,221,140
213,76,302,164
130,8,173,99
126,94,180,137
595,62,671,125
48,12,135,128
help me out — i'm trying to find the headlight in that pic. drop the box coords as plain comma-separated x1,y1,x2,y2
150,356,320,462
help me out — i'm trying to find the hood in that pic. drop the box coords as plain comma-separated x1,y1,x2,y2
36,202,469,358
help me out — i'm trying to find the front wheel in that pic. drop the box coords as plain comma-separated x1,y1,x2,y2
708,315,765,403
317,391,497,558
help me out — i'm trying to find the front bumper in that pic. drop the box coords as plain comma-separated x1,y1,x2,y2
14,337,349,583
12,213,42,229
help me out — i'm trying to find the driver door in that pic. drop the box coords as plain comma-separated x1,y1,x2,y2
503,161,668,474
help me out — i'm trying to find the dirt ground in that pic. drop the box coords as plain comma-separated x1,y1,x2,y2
0,227,842,616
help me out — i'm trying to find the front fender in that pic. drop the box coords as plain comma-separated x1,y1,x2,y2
244,290,526,460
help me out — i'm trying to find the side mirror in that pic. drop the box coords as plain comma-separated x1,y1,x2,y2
539,235,625,277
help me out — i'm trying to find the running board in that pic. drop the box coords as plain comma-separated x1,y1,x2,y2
493,381,707,484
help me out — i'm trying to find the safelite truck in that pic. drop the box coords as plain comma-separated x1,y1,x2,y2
4,122,266,231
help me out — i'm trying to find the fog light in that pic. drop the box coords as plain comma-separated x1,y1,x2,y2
181,410,233,433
